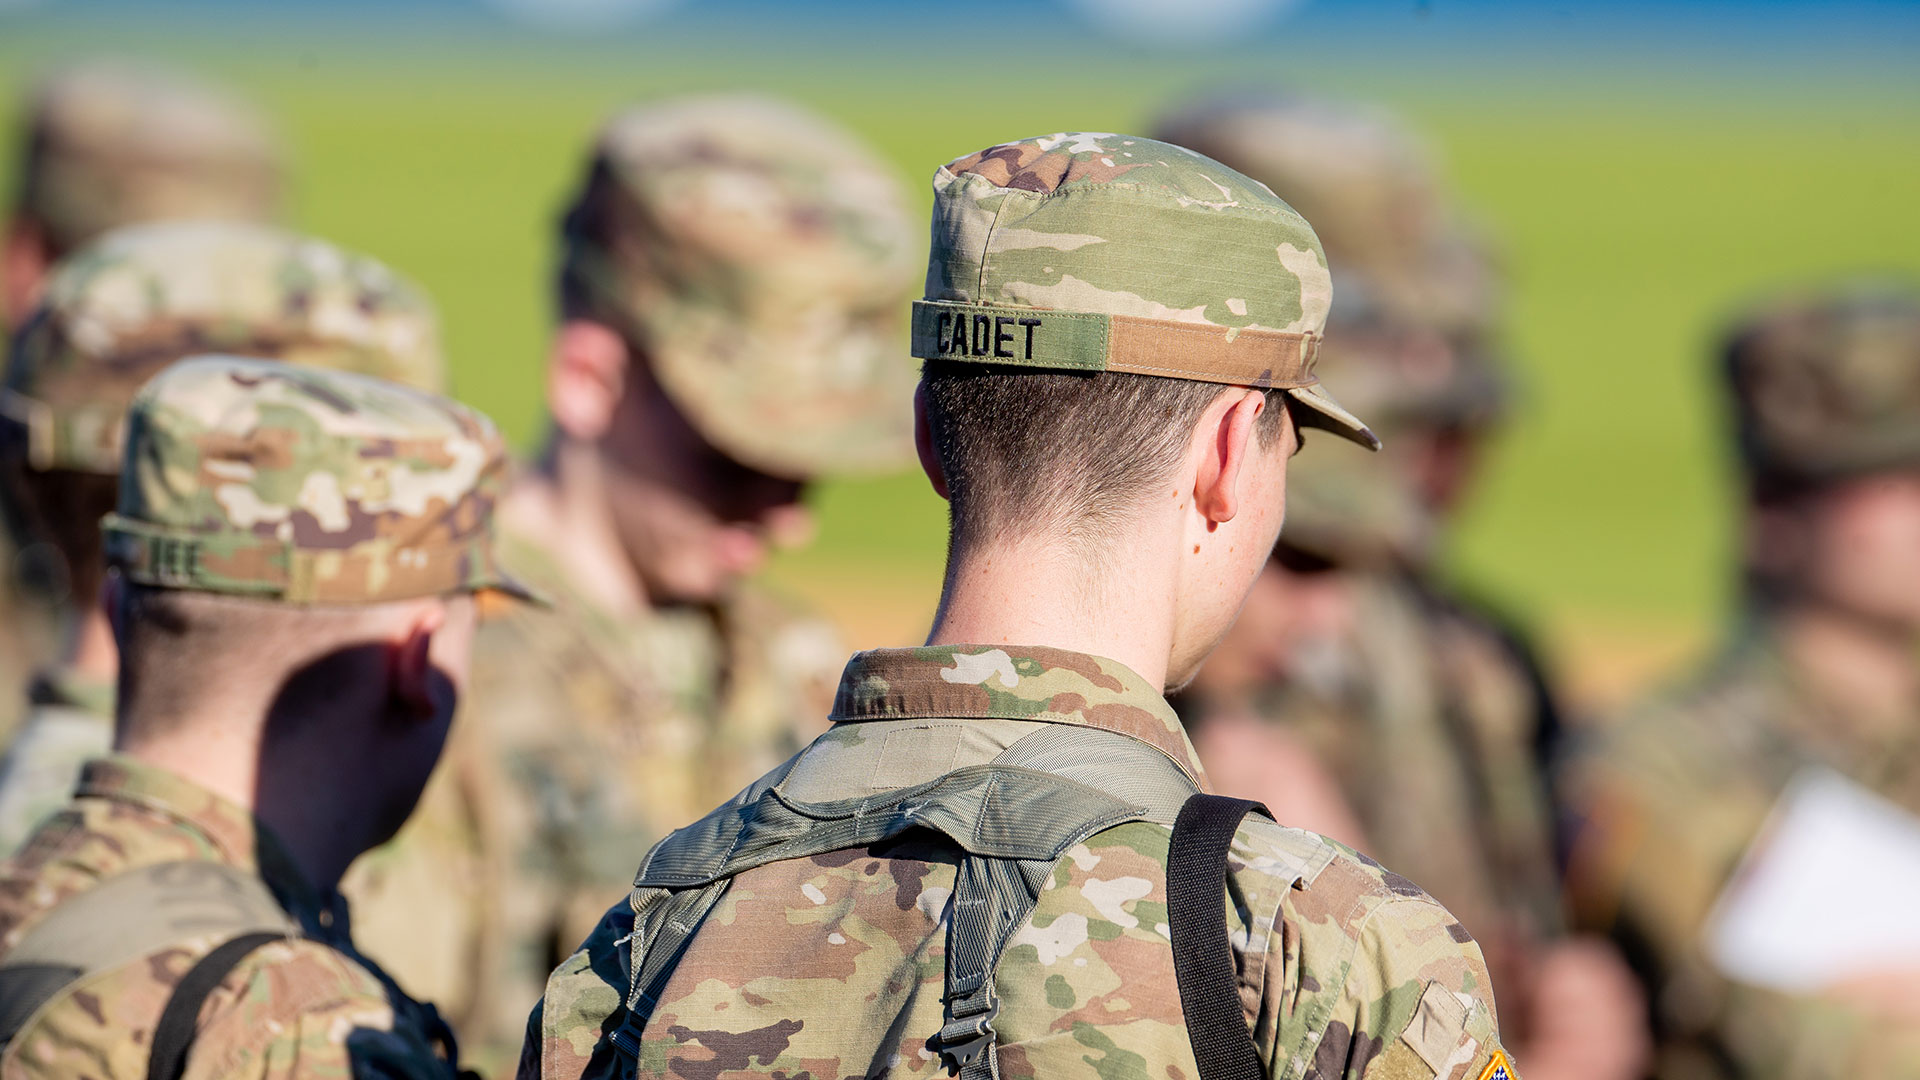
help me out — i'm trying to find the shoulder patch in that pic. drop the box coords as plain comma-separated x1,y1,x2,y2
1477,1049,1514,1080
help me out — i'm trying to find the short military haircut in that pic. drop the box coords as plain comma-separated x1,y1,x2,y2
921,361,1288,555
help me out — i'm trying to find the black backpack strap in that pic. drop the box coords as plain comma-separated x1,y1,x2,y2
1167,794,1272,1080
146,931,287,1080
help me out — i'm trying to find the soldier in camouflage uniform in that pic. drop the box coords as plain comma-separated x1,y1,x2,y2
341,95,917,1075
522,132,1519,1080
1560,282,1920,1078
0,356,535,1080
1156,97,1649,1080
4,59,282,327
0,221,447,854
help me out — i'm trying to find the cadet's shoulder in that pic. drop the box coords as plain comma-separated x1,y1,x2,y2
1570,649,1782,798
1236,816,1475,956
0,793,202,948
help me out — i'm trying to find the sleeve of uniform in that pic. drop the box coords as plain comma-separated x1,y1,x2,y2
520,901,635,1080
1242,827,1516,1080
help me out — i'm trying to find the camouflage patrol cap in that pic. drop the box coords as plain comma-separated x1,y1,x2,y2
3,221,445,475
14,60,283,254
914,132,1377,450
1723,280,1920,486
559,94,919,480
103,357,534,606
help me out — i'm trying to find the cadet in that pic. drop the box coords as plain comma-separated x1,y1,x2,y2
1157,96,1648,1080
523,133,1516,1080
0,221,447,853
0,357,534,1080
1561,282,1920,1078
343,95,919,1074
3,60,281,326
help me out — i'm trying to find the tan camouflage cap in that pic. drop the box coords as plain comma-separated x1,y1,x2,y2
914,132,1377,450
103,356,534,606
3,221,445,475
13,60,283,255
1724,280,1920,486
558,94,919,480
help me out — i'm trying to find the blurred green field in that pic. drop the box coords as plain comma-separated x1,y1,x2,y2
5,30,1918,697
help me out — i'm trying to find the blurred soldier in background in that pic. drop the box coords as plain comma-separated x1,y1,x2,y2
0,59,285,740
1561,283,1920,1078
346,95,919,1074
3,60,283,329
1159,96,1649,1080
526,130,1516,1080
0,357,531,1080
0,221,447,853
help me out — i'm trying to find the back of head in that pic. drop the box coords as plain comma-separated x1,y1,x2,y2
13,60,283,257
108,355,532,722
1157,95,1511,568
558,94,919,479
913,131,1377,553
1723,279,1920,497
1,222,445,602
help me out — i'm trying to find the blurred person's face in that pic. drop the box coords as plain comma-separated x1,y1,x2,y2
1,217,55,329
1399,422,1487,522
1757,468,1920,632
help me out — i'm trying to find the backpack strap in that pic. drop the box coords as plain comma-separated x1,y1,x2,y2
146,931,288,1080
0,860,296,1051
1167,795,1273,1080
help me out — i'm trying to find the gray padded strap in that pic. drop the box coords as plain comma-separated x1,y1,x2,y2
0,861,295,1048
607,725,1201,1068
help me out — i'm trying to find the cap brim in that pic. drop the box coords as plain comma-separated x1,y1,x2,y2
469,553,549,609
1285,382,1382,451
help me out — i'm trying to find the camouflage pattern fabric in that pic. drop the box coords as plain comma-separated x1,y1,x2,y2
558,95,919,479
0,668,112,855
345,526,841,1078
914,131,1377,449
524,645,1516,1080
0,756,459,1080
101,356,529,605
1720,281,1920,486
1560,620,1920,1078
11,60,282,256
1189,575,1565,1013
4,221,446,476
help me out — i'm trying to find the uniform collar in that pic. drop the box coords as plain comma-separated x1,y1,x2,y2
830,645,1210,790
74,755,342,938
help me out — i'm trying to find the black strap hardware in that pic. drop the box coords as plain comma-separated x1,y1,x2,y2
146,931,287,1080
1167,794,1273,1080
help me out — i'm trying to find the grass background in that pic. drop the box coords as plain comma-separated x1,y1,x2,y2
4,14,1918,703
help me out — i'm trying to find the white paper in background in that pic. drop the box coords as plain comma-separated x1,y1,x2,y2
1704,767,1920,992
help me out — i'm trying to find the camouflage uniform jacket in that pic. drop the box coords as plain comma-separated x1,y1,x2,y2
0,668,115,856
0,756,460,1080
524,645,1516,1080
347,527,841,1078
1222,573,1563,1002
1561,621,1920,1079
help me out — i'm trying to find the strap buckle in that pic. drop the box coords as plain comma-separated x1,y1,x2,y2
934,999,1000,1072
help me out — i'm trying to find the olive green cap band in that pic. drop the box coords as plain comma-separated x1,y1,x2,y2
911,300,1324,389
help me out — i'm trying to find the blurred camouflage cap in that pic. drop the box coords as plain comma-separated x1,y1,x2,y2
559,94,919,480
1156,95,1511,431
1723,280,1920,486
103,356,534,606
914,132,1377,450
3,221,445,475
14,60,283,255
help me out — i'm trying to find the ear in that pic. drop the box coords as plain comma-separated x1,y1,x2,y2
1191,388,1271,526
1,217,51,328
914,381,950,502
388,603,448,722
547,320,629,442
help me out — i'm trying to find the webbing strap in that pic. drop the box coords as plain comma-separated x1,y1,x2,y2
146,932,287,1080
1167,795,1272,1080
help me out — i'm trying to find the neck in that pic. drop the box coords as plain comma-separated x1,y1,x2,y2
62,605,119,685
507,435,650,616
119,705,370,894
927,530,1178,690
1771,599,1920,735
